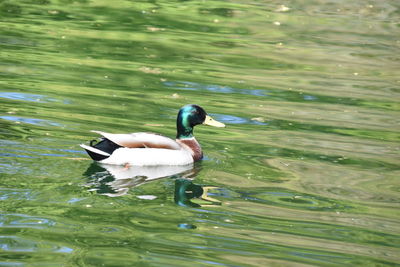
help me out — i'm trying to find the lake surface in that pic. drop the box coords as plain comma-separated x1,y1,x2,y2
1,0,399,266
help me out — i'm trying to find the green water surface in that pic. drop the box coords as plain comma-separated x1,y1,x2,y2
1,0,399,266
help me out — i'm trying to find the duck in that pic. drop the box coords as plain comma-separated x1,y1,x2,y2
80,104,225,166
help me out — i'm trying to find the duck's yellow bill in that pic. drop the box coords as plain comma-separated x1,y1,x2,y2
203,115,225,127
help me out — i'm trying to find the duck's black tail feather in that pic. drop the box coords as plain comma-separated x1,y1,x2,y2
80,138,122,161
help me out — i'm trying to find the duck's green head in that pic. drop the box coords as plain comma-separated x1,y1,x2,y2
176,104,225,139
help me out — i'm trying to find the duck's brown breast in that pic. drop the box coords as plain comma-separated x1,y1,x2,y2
176,138,203,161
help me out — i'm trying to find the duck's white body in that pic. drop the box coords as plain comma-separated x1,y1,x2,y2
100,147,194,165
80,131,201,166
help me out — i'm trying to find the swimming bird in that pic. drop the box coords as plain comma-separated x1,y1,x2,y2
80,104,225,166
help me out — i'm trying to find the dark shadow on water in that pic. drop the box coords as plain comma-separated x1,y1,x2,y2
83,162,221,207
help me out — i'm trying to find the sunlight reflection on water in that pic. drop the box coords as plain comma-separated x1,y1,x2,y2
211,113,268,125
0,116,62,127
0,236,74,253
163,81,267,96
0,92,70,104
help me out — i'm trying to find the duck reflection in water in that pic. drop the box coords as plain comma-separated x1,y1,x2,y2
84,163,221,207
174,178,221,207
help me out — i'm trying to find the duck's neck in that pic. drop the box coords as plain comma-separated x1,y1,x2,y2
176,109,203,161
176,112,193,139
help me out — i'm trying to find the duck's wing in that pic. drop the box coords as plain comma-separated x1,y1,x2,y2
91,131,181,150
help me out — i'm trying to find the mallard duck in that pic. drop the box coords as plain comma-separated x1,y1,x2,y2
80,104,225,166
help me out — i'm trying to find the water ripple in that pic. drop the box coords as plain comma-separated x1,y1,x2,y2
0,236,73,253
0,116,62,127
163,81,267,96
0,214,56,229
211,114,268,125
0,92,69,104
0,188,35,201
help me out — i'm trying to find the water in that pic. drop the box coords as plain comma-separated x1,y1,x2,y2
1,0,399,266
